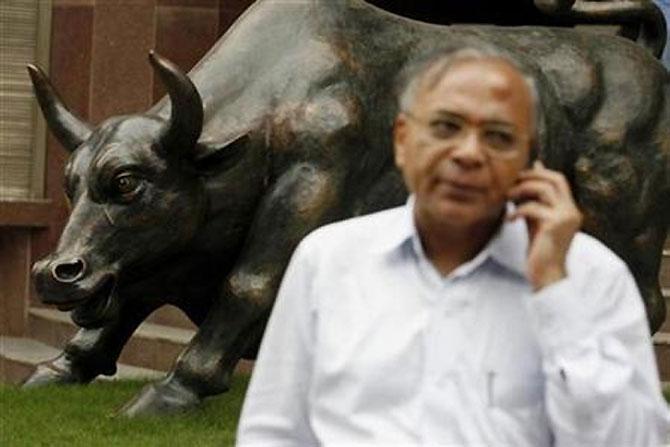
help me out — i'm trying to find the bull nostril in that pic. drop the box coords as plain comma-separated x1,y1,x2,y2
51,258,87,283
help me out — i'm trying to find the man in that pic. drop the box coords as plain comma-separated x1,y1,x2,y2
236,49,669,446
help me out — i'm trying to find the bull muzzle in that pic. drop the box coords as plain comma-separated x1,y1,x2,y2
32,255,120,328
32,256,89,301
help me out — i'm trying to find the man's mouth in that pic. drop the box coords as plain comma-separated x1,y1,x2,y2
55,275,119,328
437,179,486,200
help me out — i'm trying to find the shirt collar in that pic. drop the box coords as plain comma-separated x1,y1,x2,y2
487,203,528,277
377,196,528,278
374,195,418,255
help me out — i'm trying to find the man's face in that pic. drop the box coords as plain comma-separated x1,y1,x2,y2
394,58,534,229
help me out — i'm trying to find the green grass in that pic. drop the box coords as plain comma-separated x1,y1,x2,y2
2,377,667,446
0,374,250,447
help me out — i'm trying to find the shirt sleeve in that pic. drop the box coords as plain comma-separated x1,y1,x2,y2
526,262,670,447
236,239,319,446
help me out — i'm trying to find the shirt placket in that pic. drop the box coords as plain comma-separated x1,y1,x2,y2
419,274,474,444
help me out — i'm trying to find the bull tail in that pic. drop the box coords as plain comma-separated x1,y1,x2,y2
536,0,667,58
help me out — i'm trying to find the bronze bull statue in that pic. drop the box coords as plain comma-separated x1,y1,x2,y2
25,0,670,416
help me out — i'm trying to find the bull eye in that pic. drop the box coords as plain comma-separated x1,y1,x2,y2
112,173,141,198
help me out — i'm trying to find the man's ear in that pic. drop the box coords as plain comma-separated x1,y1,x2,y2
393,115,408,169
191,133,249,174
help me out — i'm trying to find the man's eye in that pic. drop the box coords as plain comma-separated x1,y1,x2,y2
430,119,461,138
484,130,515,149
112,173,142,196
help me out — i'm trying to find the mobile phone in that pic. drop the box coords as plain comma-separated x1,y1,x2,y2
512,152,540,207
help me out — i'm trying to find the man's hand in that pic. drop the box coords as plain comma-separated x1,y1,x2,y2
507,161,583,291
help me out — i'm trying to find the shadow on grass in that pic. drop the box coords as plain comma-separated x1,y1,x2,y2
0,374,250,447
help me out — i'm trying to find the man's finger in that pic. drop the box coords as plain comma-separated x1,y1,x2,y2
508,201,553,222
508,179,559,206
518,167,572,197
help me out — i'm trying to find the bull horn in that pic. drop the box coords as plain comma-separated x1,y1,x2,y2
26,64,92,152
148,51,203,154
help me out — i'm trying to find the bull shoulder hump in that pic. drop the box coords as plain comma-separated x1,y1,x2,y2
590,37,667,140
537,41,602,125
490,27,664,135
498,27,603,125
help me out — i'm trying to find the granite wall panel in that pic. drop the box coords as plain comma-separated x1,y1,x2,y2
0,230,30,335
153,5,220,101
90,0,157,122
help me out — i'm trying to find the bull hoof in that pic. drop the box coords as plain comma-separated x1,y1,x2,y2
119,377,201,417
22,360,88,388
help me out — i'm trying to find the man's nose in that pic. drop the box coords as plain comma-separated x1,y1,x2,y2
450,130,486,168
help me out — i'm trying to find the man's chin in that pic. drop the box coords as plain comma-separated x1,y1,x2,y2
417,196,501,227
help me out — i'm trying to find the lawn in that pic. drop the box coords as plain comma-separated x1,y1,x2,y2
2,376,668,446
0,374,250,447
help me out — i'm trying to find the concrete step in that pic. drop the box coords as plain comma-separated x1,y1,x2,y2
0,336,163,385
658,288,670,334
660,249,670,288
28,307,195,372
647,243,668,380
655,332,670,382
145,304,197,330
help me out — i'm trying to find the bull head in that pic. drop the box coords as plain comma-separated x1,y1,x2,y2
29,52,218,329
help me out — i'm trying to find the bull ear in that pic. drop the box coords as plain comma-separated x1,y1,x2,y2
26,65,92,152
148,51,203,156
192,134,248,174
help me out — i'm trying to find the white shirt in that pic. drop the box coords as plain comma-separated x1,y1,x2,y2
237,200,669,446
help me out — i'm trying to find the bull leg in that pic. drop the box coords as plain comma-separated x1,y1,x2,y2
580,211,667,332
574,151,668,333
580,207,667,332
120,163,341,416
626,222,668,333
22,298,161,387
